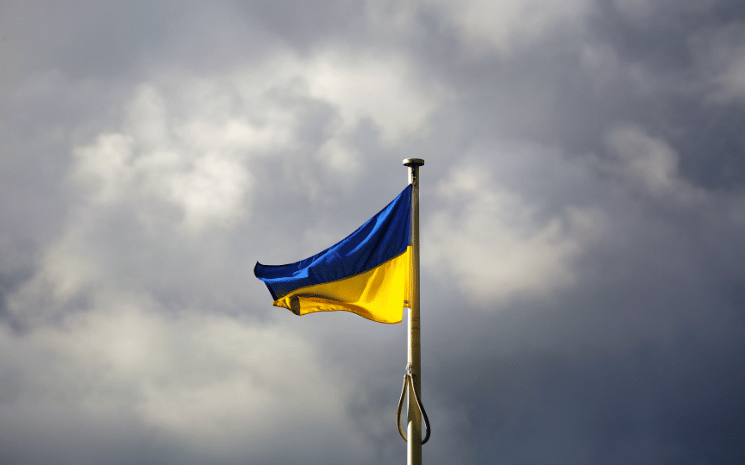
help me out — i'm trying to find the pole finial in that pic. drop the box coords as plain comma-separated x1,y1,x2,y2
403,158,424,167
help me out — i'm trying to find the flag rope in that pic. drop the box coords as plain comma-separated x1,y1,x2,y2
396,363,431,444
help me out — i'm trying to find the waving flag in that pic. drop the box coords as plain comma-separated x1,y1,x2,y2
254,185,412,323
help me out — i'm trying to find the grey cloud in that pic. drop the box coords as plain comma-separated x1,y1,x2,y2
2,1,745,464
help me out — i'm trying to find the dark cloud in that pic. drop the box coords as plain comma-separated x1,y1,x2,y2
1,1,745,464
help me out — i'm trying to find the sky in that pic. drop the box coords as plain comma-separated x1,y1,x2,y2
1,1,745,464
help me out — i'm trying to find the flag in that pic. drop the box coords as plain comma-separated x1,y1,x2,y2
254,185,412,324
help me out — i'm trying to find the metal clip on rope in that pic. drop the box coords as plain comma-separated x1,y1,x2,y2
396,364,431,444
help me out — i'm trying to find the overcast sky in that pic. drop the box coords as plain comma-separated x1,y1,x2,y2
1,1,745,464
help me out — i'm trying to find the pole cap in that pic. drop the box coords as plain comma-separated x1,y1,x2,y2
403,158,425,167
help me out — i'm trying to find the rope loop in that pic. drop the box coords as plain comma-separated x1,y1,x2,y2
396,364,431,444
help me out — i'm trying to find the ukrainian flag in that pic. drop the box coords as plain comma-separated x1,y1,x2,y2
254,185,412,324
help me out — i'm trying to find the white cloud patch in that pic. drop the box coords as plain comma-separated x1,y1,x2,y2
424,164,603,306
72,84,258,233
424,0,593,56
600,125,704,203
0,297,359,462
70,50,442,226
305,52,442,143
364,0,593,57
604,126,678,194
315,135,362,177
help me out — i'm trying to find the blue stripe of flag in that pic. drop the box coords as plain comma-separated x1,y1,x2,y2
254,185,412,301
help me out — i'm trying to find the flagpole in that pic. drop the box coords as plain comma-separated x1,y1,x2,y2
404,158,424,465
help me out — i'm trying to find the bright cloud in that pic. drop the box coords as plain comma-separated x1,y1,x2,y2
604,125,679,194
425,0,593,55
70,50,442,231
0,297,359,461
601,125,704,203
425,164,603,306
305,52,443,142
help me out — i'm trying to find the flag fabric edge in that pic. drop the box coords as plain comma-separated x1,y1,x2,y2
254,185,413,323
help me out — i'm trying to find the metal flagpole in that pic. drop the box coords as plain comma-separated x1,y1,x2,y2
404,158,424,465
